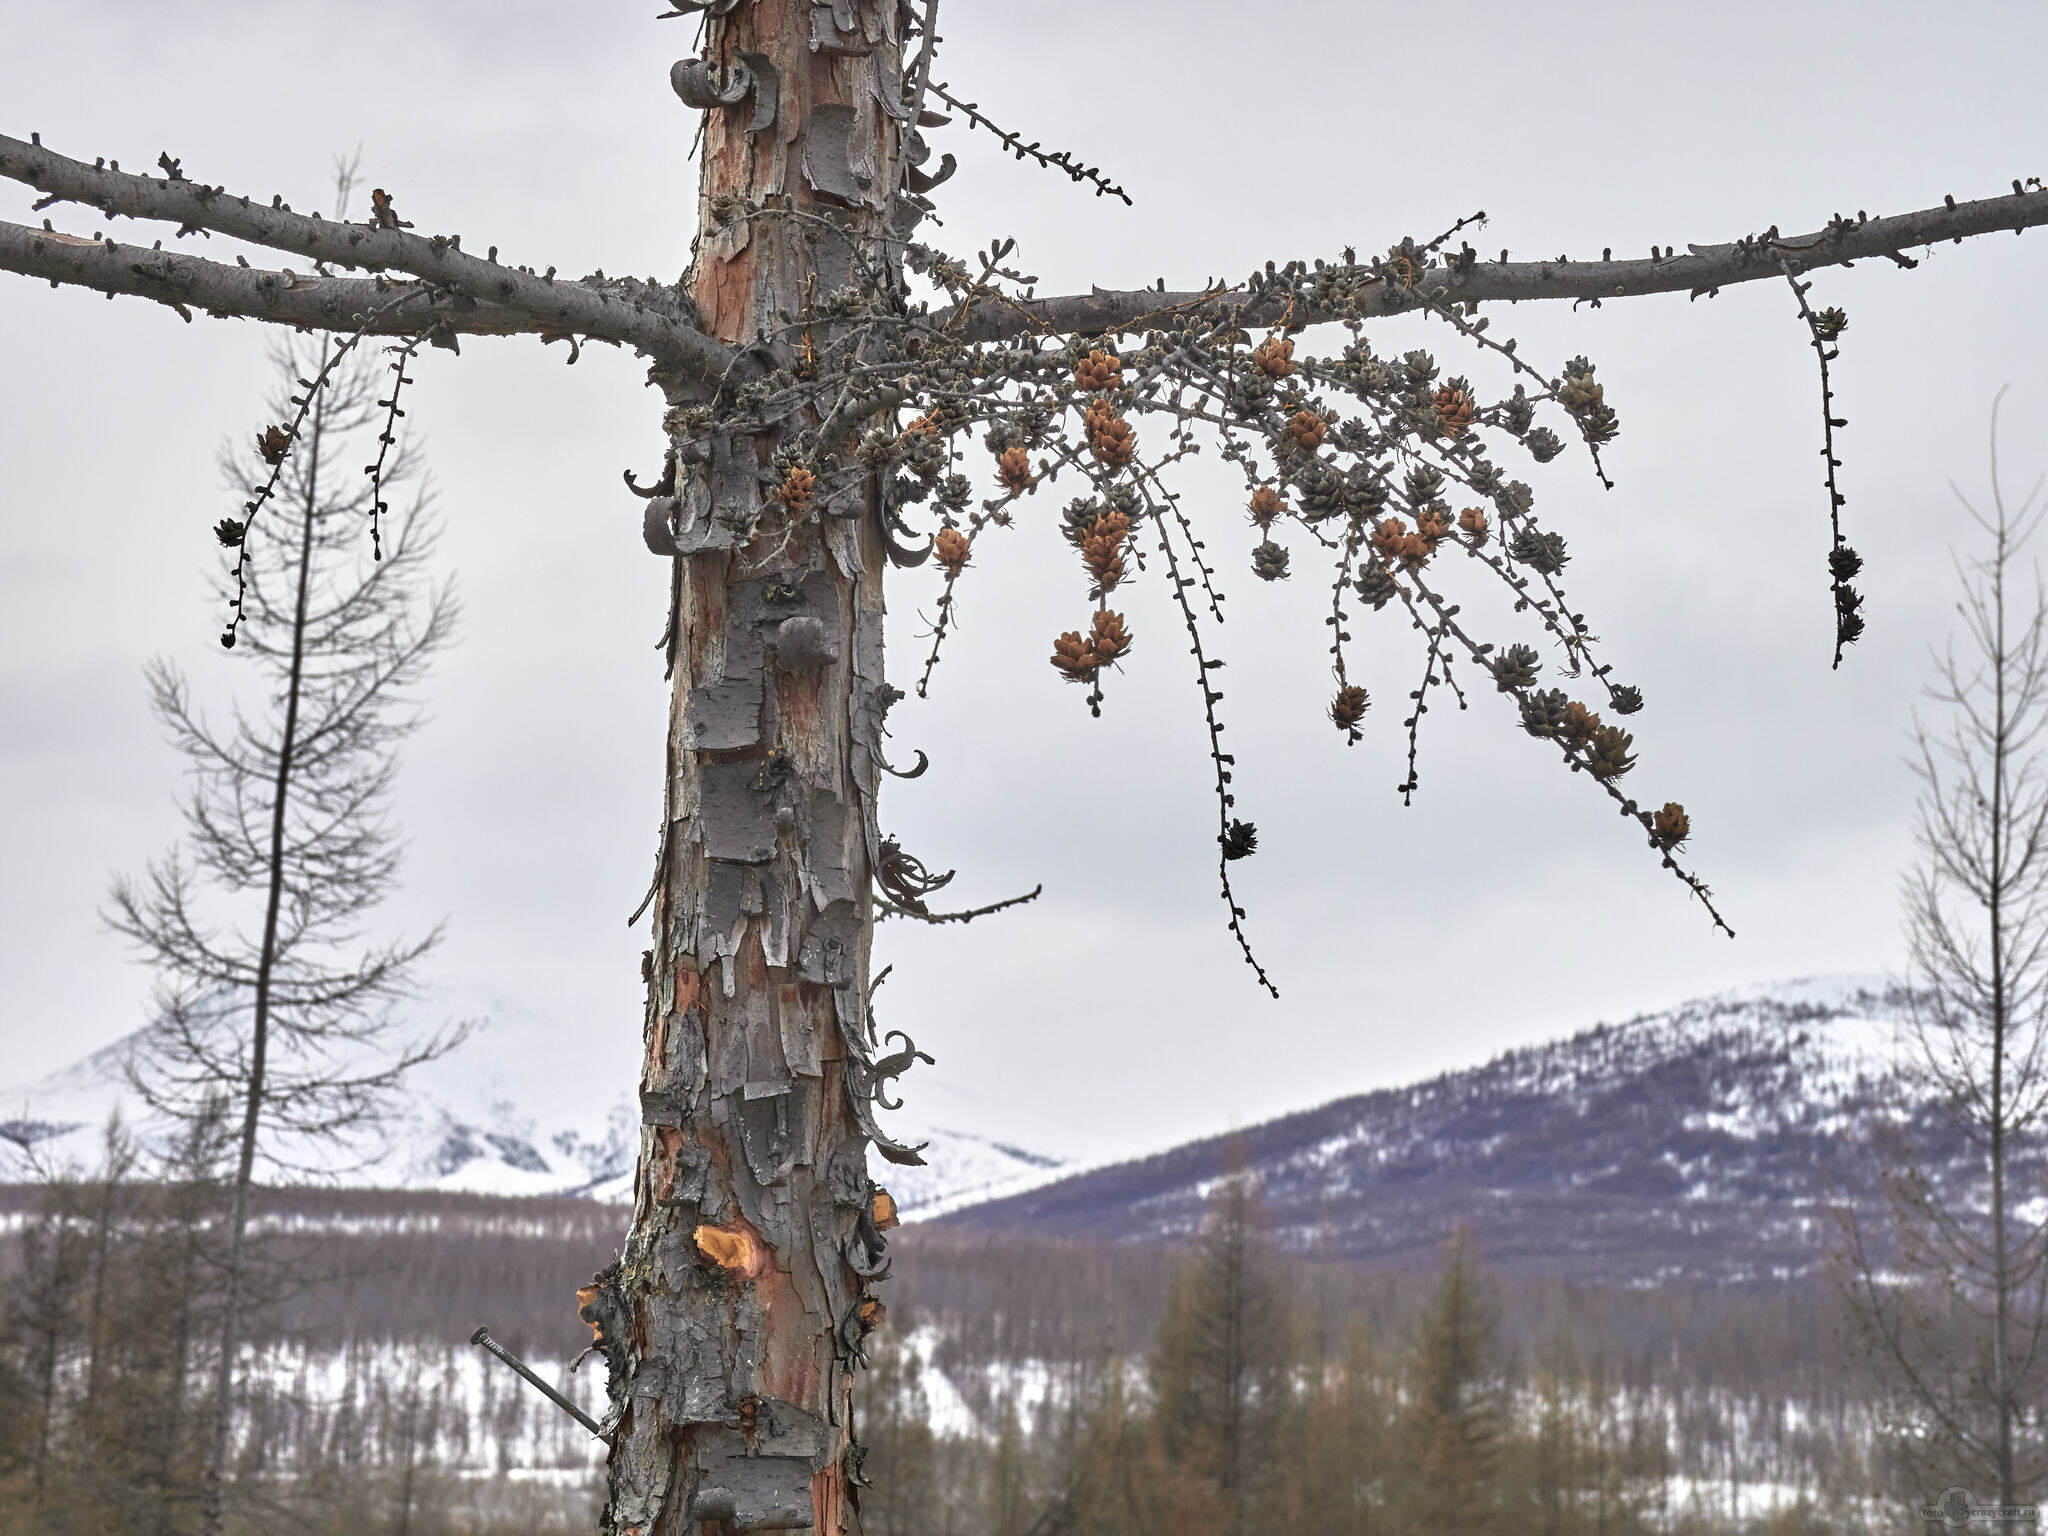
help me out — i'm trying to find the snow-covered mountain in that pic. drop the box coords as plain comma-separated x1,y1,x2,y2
5,974,1973,1280
939,975,1936,1283
0,1022,1064,1217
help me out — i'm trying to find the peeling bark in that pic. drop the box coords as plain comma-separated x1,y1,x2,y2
594,3,915,1531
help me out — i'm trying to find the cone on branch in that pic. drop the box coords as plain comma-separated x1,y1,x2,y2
1081,511,1130,590
1050,628,1098,682
1048,608,1134,682
256,424,291,466
1458,506,1490,543
1650,801,1691,851
1249,484,1285,527
1561,700,1602,750
997,444,1033,493
1433,381,1477,436
775,464,816,512
1510,526,1569,575
1586,724,1637,779
1073,348,1122,391
1084,398,1136,468
1370,514,1432,568
1355,559,1399,611
1287,408,1328,450
1521,687,1572,738
934,526,971,577
1252,335,1296,379
1330,684,1370,730
1089,607,1133,665
1488,643,1540,691
1558,356,1620,444
1252,539,1291,581
1414,503,1453,550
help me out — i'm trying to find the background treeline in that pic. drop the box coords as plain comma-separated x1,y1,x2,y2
0,1138,606,1535
861,1178,1893,1535
1,1165,1902,1533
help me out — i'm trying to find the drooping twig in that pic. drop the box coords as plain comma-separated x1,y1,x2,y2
1779,260,1864,667
924,82,1133,206
1145,494,1276,998
365,334,425,561
220,291,426,647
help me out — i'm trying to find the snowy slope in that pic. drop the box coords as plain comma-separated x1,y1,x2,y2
940,975,1937,1282
3,974,1957,1277
0,1020,1063,1214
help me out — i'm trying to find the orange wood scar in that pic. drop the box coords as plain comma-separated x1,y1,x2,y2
693,1215,771,1280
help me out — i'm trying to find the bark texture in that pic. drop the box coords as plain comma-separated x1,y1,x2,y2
587,4,919,1531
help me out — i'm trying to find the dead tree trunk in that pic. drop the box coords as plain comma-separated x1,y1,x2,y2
589,3,920,1531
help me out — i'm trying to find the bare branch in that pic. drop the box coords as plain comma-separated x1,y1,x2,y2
876,883,1042,925
952,181,2048,341
0,134,739,376
1,218,536,338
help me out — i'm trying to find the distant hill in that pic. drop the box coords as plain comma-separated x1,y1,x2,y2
937,976,1955,1284
0,1022,1064,1219
7,976,1989,1285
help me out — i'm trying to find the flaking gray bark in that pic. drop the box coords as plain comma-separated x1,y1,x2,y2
583,3,920,1531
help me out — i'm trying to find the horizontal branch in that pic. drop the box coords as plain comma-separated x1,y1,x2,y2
955,180,2048,341
0,134,738,378
0,219,550,338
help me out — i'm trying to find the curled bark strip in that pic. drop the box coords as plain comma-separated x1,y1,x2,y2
623,449,677,499
877,747,928,779
672,57,754,110
641,496,681,557
737,52,780,134
882,522,933,567
874,835,954,912
841,1067,929,1165
906,153,956,196
859,1029,934,1113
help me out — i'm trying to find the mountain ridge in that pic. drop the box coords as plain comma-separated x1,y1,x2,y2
935,973,1928,1283
2,974,1955,1283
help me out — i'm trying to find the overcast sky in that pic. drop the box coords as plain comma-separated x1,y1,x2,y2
3,2,2046,1166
